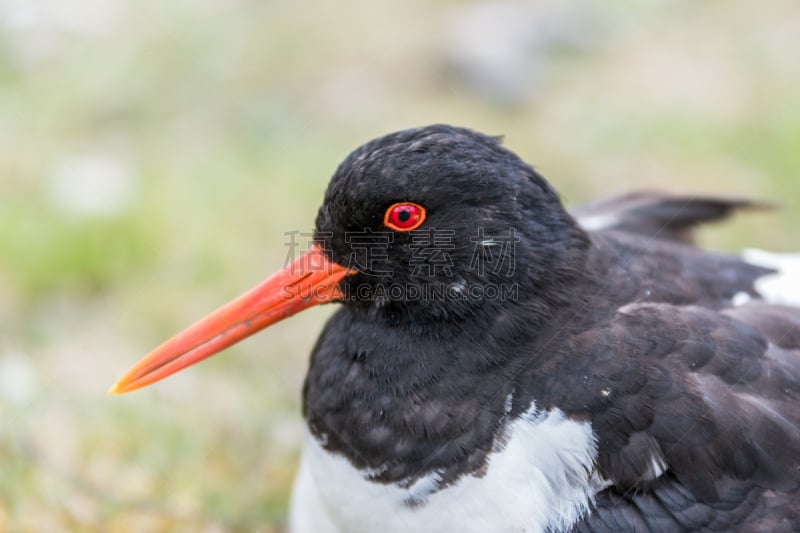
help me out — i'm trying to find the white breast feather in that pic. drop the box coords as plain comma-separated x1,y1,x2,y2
289,404,604,533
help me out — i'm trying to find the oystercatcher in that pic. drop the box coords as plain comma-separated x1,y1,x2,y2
111,125,800,532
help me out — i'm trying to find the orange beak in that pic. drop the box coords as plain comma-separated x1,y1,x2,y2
109,245,355,394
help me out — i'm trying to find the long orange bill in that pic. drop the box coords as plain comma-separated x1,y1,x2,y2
109,244,355,394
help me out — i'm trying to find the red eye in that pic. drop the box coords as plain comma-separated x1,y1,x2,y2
384,202,426,232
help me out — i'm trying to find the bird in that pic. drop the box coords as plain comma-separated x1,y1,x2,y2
110,125,800,532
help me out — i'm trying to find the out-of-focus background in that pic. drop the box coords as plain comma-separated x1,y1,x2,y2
0,0,798,531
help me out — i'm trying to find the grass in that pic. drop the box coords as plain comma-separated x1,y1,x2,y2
1,0,798,530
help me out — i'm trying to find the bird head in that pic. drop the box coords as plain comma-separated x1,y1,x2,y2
109,125,588,394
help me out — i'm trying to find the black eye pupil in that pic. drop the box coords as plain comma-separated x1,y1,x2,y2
397,209,411,222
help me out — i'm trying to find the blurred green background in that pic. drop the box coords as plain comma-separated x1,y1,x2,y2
0,0,798,531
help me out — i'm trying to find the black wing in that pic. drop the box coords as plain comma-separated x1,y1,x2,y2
571,192,768,243
564,301,800,532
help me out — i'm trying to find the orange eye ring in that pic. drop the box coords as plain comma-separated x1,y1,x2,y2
384,202,426,232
